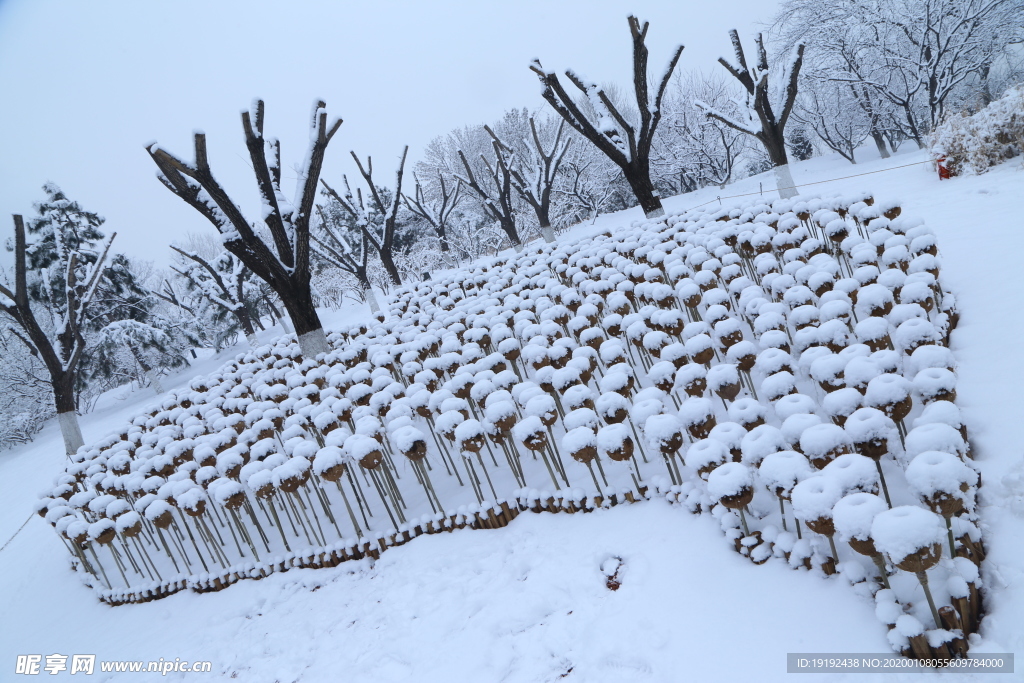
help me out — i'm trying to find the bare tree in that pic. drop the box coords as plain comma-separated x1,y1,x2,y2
794,79,871,163
403,171,462,253
454,140,522,250
696,30,805,198
860,0,1023,129
531,16,684,218
659,71,750,190
772,0,1024,150
146,99,341,357
153,278,196,316
771,0,924,148
486,117,572,242
311,203,380,313
0,215,115,454
320,146,409,287
169,246,261,346
552,136,626,225
849,82,894,159
0,317,53,450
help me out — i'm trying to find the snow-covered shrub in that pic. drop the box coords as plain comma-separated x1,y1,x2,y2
0,409,48,451
930,86,1024,175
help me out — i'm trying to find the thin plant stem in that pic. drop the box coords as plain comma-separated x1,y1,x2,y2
88,545,112,589
265,498,292,552
334,479,363,537
875,459,893,508
917,570,942,629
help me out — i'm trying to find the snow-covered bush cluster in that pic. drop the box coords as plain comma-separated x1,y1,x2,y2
0,409,47,450
37,192,982,662
930,86,1024,176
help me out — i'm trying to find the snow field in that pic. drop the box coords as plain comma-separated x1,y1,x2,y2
32,177,988,668
3,147,1024,680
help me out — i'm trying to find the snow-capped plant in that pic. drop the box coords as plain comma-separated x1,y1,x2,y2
930,86,1024,175
38,190,983,665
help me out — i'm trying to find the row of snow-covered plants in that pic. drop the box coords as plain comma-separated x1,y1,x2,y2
36,192,982,663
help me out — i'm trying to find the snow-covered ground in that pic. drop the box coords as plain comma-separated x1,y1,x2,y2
2,146,1023,682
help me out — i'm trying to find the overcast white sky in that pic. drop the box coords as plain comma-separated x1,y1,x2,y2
0,0,778,269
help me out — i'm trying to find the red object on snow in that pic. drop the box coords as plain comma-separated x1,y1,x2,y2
937,156,952,180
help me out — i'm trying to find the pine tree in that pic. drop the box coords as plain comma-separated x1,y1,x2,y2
23,187,192,397
788,126,815,161
23,184,105,272
84,254,196,394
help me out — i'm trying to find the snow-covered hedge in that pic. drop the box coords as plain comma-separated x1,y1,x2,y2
930,86,1024,175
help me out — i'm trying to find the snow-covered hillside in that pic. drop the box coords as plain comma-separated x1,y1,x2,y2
2,147,1023,682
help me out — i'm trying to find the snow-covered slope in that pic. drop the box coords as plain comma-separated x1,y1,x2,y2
2,147,1022,682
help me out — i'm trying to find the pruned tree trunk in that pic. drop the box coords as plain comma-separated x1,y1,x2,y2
310,209,379,318
698,31,805,200
321,147,409,289
624,170,664,218
147,99,342,359
53,372,84,455
378,252,402,289
1,215,115,455
455,144,522,249
531,16,682,219
485,118,572,242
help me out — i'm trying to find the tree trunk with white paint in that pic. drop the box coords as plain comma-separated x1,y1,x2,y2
364,286,381,314
145,370,164,395
53,372,84,456
530,17,682,223
57,410,85,457
297,328,330,358
146,100,342,370
773,164,799,199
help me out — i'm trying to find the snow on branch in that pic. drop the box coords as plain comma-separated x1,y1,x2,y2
694,99,761,137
